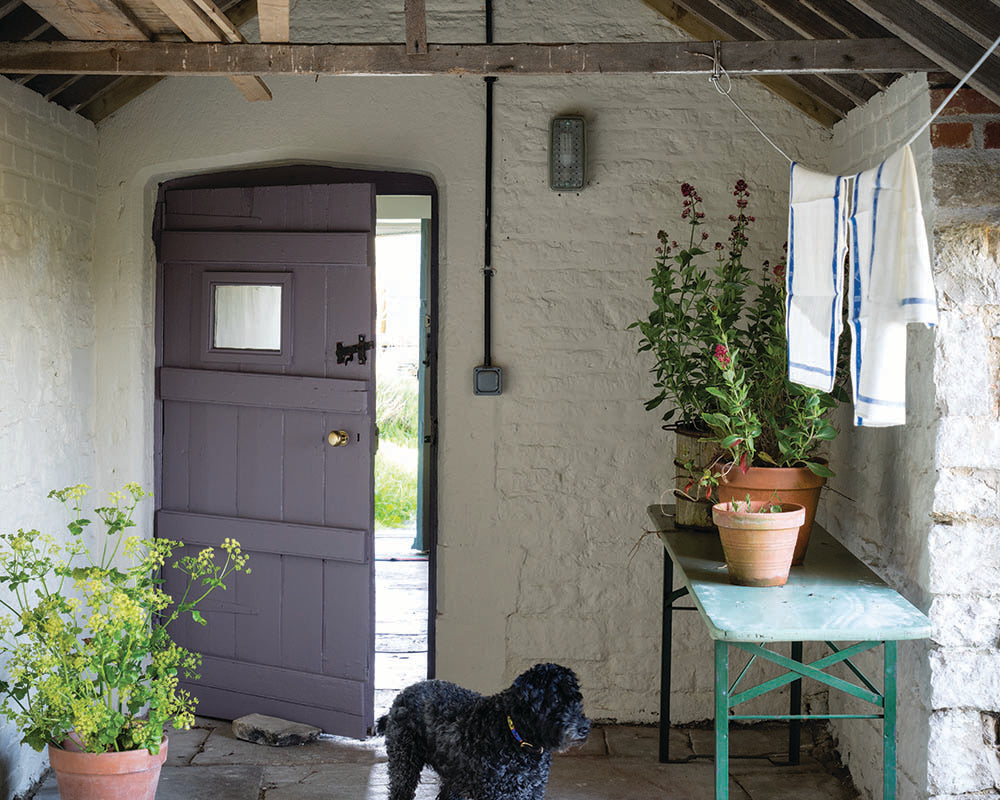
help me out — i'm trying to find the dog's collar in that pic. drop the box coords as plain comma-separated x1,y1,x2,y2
506,715,542,753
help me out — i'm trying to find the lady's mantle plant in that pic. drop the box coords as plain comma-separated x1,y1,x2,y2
631,180,843,486
0,483,249,754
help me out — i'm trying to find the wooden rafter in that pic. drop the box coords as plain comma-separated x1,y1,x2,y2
257,0,288,42
751,0,898,90
642,0,845,124
69,0,259,122
0,38,937,76
148,0,270,101
404,0,427,55
844,0,1000,106
20,0,148,40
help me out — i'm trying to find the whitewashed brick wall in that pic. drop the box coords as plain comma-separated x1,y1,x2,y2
0,77,98,798
91,0,827,724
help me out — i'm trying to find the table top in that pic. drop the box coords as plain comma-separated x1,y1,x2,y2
648,505,933,643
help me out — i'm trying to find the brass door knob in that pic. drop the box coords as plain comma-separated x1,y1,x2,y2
327,430,349,447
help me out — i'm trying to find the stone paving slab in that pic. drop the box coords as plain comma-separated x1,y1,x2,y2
193,724,382,767
548,756,752,800
604,724,693,759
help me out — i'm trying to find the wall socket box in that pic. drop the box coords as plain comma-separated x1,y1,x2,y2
473,365,503,395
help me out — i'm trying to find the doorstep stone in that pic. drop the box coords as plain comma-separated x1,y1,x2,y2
231,714,322,747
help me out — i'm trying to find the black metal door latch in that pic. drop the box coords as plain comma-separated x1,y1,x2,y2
336,334,375,365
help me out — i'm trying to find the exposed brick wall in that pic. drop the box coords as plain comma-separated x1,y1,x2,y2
0,77,98,799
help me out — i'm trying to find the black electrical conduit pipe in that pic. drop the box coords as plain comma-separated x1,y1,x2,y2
482,0,495,369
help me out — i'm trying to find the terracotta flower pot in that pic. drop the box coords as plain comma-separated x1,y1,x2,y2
48,737,168,800
715,465,825,565
712,501,805,587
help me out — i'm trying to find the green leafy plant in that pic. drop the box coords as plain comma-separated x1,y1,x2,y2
0,484,250,754
631,179,845,484
375,445,418,528
726,493,783,513
377,375,419,448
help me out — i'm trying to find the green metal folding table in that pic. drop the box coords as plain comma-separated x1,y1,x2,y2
648,505,932,800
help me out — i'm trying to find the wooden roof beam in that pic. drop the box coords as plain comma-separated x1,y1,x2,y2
148,0,270,101
0,39,938,76
641,0,843,125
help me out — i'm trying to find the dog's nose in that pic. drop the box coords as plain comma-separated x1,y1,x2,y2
578,719,591,739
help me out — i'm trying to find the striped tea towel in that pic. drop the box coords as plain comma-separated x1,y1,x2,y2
786,163,849,392
848,145,938,427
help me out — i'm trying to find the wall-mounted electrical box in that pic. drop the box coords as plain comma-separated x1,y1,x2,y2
473,365,503,396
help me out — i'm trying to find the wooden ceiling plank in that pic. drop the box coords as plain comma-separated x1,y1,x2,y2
257,0,289,42
74,0,258,121
20,0,148,40
0,39,936,75
404,0,427,55
800,0,895,37
700,0,884,104
640,0,845,125
845,0,1000,107
148,0,271,101
753,0,898,89
910,0,1000,50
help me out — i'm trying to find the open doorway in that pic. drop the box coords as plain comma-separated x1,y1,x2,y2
374,195,432,716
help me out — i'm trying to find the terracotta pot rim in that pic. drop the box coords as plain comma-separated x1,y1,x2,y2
48,737,168,772
713,502,806,530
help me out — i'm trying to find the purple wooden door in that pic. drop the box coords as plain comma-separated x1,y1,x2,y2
155,183,376,737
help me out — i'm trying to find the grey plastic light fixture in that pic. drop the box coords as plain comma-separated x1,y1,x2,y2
549,116,586,191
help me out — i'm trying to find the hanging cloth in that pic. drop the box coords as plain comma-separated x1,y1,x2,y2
785,163,848,392
848,144,938,427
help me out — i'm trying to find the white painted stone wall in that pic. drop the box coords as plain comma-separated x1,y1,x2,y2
90,0,827,725
0,77,98,798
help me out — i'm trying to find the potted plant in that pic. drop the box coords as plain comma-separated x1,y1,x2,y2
630,180,754,528
712,495,805,587
0,483,250,800
631,179,844,554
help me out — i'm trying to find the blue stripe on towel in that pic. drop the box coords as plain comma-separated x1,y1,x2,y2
789,362,833,377
901,297,935,305
857,393,906,407
786,162,797,378
851,174,863,415
828,176,842,380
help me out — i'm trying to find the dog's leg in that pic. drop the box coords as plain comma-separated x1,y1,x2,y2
435,784,461,800
385,732,424,800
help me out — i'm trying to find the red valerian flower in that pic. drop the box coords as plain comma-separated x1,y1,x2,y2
713,344,731,366
681,182,695,197
773,261,786,279
734,179,749,194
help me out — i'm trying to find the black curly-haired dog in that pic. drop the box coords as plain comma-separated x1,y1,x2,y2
376,662,590,800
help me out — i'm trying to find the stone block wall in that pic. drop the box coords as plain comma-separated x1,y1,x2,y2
924,84,1000,800
0,77,98,798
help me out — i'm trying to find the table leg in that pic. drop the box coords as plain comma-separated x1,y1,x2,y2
660,552,674,763
884,640,897,800
715,640,729,800
789,640,802,765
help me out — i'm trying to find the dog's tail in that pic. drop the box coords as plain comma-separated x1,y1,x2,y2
375,714,389,735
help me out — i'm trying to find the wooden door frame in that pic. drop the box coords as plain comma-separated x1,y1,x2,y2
153,165,439,683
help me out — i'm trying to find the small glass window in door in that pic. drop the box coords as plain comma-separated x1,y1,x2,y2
213,284,283,350
202,271,293,364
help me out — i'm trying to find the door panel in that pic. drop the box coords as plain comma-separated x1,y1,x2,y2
156,183,376,737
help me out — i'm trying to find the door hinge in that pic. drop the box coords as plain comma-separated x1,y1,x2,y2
336,334,375,365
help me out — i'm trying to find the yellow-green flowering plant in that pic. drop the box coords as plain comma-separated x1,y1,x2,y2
0,483,249,754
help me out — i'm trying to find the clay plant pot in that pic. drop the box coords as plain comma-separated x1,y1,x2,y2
712,501,806,587
715,465,826,565
48,737,168,800
672,427,717,530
